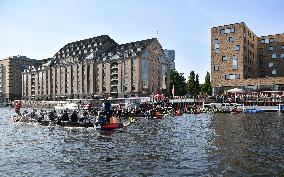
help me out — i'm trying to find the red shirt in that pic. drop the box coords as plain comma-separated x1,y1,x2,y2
15,102,22,111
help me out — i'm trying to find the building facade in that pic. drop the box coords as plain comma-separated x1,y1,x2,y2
211,22,284,95
164,49,175,70
22,35,171,100
0,56,38,101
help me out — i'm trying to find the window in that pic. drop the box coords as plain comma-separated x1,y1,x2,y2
260,71,265,77
215,43,220,49
281,54,284,59
222,56,227,62
141,59,149,89
269,46,273,51
271,54,276,59
269,38,274,43
259,61,264,68
229,37,235,42
221,28,234,35
214,39,220,53
235,45,240,51
261,39,265,44
272,70,276,75
225,28,231,34
213,65,219,71
225,74,240,80
269,62,274,67
214,39,219,44
232,56,238,70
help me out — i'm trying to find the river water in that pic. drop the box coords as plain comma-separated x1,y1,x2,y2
0,107,283,176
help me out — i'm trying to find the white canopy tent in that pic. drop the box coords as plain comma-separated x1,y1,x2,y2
227,88,244,100
227,88,243,93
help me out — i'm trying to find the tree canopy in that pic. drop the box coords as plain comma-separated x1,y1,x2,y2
170,69,187,96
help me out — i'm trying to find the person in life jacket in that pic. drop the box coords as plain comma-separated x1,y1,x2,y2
87,102,94,112
14,101,22,115
102,100,112,123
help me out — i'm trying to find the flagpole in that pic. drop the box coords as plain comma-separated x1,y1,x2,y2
172,85,175,98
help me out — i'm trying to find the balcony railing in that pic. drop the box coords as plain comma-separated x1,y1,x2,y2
111,72,118,75
111,65,118,69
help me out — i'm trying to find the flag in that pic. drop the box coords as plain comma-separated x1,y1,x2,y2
172,85,175,97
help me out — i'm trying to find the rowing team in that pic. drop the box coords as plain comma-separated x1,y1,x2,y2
11,108,121,125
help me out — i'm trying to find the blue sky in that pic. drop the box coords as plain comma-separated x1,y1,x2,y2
0,0,283,82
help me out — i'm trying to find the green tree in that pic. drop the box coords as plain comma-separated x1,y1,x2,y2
201,71,212,95
170,69,187,96
187,71,196,96
195,74,201,94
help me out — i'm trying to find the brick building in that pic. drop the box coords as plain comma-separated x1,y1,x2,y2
211,22,284,95
22,35,172,100
0,56,38,101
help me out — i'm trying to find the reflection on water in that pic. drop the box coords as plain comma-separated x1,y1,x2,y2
208,113,284,176
0,108,283,176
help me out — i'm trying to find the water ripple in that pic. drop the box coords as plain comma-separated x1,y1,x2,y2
0,108,283,176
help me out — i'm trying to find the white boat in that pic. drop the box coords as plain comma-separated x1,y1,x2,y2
54,102,78,110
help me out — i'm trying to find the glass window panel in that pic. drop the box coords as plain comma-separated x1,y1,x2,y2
214,65,219,71
229,37,235,42
141,59,149,89
232,56,238,70
235,45,240,51
225,28,230,34
222,56,227,62
261,39,265,44
215,43,220,49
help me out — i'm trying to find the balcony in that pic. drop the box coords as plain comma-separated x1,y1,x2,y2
111,80,118,86
111,86,118,93
111,65,118,69
111,68,118,73
111,75,118,80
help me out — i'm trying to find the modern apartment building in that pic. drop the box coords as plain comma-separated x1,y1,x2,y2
0,56,38,101
22,35,171,100
211,22,284,95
